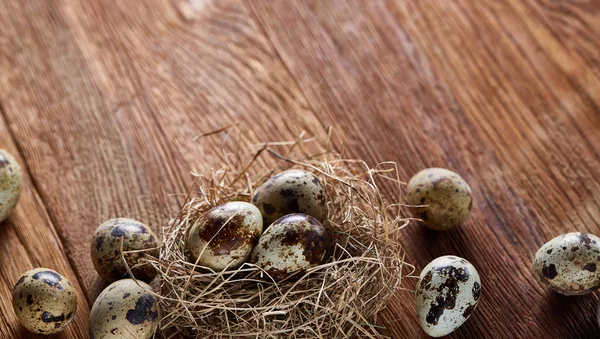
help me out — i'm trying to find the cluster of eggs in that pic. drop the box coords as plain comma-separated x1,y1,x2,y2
8,169,328,337
405,167,482,337
186,169,328,278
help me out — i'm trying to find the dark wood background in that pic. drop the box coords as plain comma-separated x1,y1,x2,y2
0,0,598,338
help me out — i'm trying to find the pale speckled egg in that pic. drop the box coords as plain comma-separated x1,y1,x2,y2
250,213,328,279
12,268,77,335
91,218,160,283
186,202,263,271
416,256,481,337
89,279,158,339
406,168,472,231
0,149,23,223
533,232,600,295
252,169,327,227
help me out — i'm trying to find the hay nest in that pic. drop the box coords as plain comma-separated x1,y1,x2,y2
145,128,415,338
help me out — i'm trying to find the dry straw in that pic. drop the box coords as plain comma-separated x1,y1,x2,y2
144,126,415,338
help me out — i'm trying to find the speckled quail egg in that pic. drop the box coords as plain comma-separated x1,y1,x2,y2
250,213,328,279
12,268,77,335
406,168,472,231
91,218,160,283
533,232,600,295
186,202,263,271
416,256,481,337
0,148,23,223
89,279,158,339
252,169,327,227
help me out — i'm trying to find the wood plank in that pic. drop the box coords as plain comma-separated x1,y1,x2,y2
0,0,326,308
248,0,600,338
0,113,90,337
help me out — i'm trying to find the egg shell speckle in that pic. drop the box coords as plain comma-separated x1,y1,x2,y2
12,268,77,335
250,213,328,279
91,218,159,283
0,149,23,223
406,168,472,231
416,256,481,337
186,202,263,271
89,279,158,339
252,169,327,227
533,232,600,295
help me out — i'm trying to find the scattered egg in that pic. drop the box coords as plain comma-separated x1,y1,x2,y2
186,202,263,271
250,213,328,279
89,279,158,339
416,256,481,337
91,218,159,283
252,169,327,227
12,268,77,335
533,232,600,295
406,168,472,231
0,148,23,223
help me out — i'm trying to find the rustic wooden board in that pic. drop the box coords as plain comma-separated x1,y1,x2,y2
0,0,598,338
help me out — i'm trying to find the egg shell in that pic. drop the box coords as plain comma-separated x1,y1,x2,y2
250,213,328,279
186,202,263,271
416,256,481,337
91,218,159,283
89,279,158,339
406,168,472,231
12,268,77,335
533,232,600,295
0,149,23,223
252,169,327,227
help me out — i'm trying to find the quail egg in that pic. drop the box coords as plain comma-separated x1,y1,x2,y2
91,218,159,283
186,202,263,271
250,213,328,279
0,148,23,223
12,268,77,335
252,169,327,227
416,256,481,337
533,232,600,295
89,279,158,339
406,168,472,231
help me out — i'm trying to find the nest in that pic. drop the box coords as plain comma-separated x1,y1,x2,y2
145,127,415,338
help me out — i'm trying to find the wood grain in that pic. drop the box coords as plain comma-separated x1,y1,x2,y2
0,0,598,337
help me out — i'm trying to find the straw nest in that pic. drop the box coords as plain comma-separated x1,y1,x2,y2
144,127,415,338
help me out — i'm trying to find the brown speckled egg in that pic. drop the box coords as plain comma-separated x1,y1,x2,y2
533,232,600,295
252,169,327,227
416,256,481,337
12,268,77,335
250,213,328,279
89,279,158,339
406,168,472,231
0,148,23,223
186,202,263,271
91,218,159,283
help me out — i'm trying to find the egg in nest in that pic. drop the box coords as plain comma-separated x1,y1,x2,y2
251,213,328,279
252,169,327,227
186,202,263,271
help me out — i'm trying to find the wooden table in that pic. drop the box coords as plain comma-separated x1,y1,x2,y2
0,1,598,338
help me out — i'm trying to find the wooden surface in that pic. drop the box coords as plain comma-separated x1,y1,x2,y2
0,0,598,337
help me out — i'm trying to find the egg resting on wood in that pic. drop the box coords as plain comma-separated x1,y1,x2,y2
12,268,78,335
91,218,159,283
